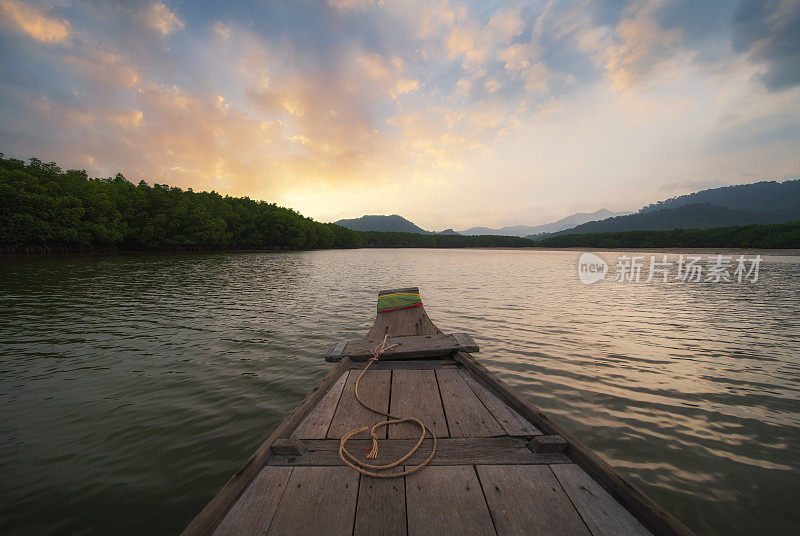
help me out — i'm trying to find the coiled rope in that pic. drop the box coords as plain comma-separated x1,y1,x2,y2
338,334,437,478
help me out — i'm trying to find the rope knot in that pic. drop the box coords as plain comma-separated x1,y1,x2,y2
366,431,379,459
338,334,437,478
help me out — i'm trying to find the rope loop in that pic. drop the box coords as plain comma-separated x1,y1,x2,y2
338,334,437,478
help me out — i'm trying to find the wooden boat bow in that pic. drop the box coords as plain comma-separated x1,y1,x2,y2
182,287,694,536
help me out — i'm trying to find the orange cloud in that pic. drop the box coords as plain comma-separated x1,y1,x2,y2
106,109,144,130
0,0,71,43
145,2,184,36
211,20,230,40
357,53,420,98
604,6,679,90
64,47,140,89
486,6,525,43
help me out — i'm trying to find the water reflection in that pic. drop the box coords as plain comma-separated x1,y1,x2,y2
1,249,799,535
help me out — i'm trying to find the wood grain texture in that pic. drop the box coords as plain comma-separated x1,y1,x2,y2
271,439,304,455
353,476,407,536
324,341,347,361
552,464,653,536
388,369,449,439
327,368,391,439
437,368,505,438
455,351,694,536
181,358,353,536
268,437,569,467
291,373,347,439
476,464,591,536
459,370,541,437
333,333,464,362
528,435,568,453
378,287,420,295
211,466,292,536
405,465,496,536
452,332,480,352
367,302,441,339
350,359,457,370
266,466,359,536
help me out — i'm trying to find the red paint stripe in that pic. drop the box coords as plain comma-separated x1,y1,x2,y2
377,303,423,313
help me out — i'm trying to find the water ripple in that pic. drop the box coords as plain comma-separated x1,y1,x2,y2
1,249,799,535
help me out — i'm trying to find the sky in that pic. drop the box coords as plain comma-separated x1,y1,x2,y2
1,0,798,230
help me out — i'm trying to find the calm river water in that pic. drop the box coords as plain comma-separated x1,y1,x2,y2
1,249,799,535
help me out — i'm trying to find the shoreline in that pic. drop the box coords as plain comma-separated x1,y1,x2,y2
3,245,800,259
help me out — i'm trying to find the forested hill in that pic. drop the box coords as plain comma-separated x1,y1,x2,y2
640,179,800,214
0,154,537,253
0,154,361,252
6,153,795,253
526,179,800,238
531,203,782,237
530,221,800,249
335,215,430,233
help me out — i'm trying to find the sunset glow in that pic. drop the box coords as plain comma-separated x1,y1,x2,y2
1,0,798,229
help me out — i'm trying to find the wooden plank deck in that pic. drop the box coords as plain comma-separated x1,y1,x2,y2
212,357,658,535
184,288,692,536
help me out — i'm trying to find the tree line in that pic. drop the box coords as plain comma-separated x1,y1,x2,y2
3,153,797,253
0,154,364,252
0,153,540,253
531,222,800,249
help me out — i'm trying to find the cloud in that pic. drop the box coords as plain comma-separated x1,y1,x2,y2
64,46,140,89
0,0,798,227
145,2,184,36
733,0,800,91
211,20,230,41
486,6,525,43
0,0,71,43
106,109,144,129
328,0,381,10
602,2,681,90
356,53,420,98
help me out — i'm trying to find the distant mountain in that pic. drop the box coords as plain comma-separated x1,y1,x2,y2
532,179,800,238
641,179,800,214
530,203,793,238
335,215,430,233
438,228,460,235
460,209,625,237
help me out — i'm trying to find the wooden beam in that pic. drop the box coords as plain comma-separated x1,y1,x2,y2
455,351,694,536
180,357,354,536
267,437,571,467
452,332,479,353
348,359,457,370
325,341,347,362
378,287,419,295
271,439,305,456
326,333,480,362
527,435,568,453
